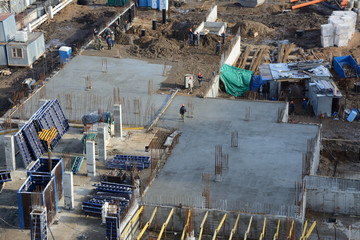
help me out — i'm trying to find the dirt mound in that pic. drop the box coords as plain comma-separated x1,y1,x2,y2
129,36,180,58
233,20,274,38
201,34,221,49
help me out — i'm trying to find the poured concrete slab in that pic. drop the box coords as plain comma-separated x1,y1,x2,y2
13,55,170,125
144,96,319,215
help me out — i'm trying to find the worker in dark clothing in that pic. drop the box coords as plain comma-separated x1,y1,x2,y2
124,21,128,32
221,31,226,44
179,104,187,122
106,35,113,50
289,100,295,116
216,41,221,55
189,28,193,45
302,98,308,115
93,28,98,39
198,72,203,88
194,32,200,46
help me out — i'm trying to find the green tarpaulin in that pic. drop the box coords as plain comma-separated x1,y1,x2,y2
220,64,253,97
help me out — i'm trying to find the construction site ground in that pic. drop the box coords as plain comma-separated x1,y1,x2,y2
1,0,360,238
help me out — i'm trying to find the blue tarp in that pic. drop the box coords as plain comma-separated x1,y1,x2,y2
249,75,271,91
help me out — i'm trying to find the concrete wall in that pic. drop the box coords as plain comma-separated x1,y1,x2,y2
141,205,303,239
281,102,289,123
305,175,360,215
205,5,217,22
203,22,226,36
204,75,219,98
195,22,204,35
309,126,321,176
224,36,241,66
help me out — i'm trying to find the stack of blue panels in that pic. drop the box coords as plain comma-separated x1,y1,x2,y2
82,182,133,216
107,155,151,170
14,99,69,168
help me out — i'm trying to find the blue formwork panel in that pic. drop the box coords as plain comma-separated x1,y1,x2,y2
108,155,151,170
27,157,64,201
106,216,119,240
30,208,47,240
14,99,69,168
0,170,11,183
18,175,58,229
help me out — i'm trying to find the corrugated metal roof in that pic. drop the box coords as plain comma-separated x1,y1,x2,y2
0,13,12,22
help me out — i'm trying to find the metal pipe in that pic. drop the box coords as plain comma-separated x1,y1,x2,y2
259,218,266,240
244,216,253,240
212,213,227,240
121,206,144,240
292,0,327,9
199,212,208,240
273,219,280,240
181,209,191,240
229,214,240,240
157,208,174,240
137,207,157,240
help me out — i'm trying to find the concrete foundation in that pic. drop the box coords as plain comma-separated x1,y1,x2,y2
86,141,96,177
145,96,319,216
114,104,123,138
4,135,16,171
64,171,74,209
97,126,107,161
305,175,360,216
238,0,265,7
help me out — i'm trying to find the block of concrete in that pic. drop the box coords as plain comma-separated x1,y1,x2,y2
321,36,334,48
336,23,352,35
334,35,349,47
321,24,334,37
64,171,74,209
329,18,344,30
86,141,96,176
4,135,16,171
238,0,265,7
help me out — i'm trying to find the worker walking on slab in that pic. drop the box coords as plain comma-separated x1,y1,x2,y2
189,28,194,45
198,72,203,88
216,41,221,55
289,100,295,116
221,31,226,44
180,104,187,122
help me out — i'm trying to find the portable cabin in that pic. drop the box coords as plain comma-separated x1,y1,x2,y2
0,13,17,43
6,32,45,67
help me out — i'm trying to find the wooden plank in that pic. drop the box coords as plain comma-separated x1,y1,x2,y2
249,48,260,71
283,43,296,63
277,44,285,63
251,48,267,73
239,46,251,69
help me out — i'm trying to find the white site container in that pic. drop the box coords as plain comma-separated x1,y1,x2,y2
14,31,28,42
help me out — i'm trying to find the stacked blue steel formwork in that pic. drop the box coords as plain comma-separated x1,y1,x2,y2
27,157,64,201
82,182,132,216
14,99,69,168
18,175,58,229
107,155,151,170
30,208,47,240
106,215,119,240
0,170,12,183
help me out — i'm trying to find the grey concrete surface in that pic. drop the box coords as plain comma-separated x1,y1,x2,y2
11,55,170,125
145,96,319,214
